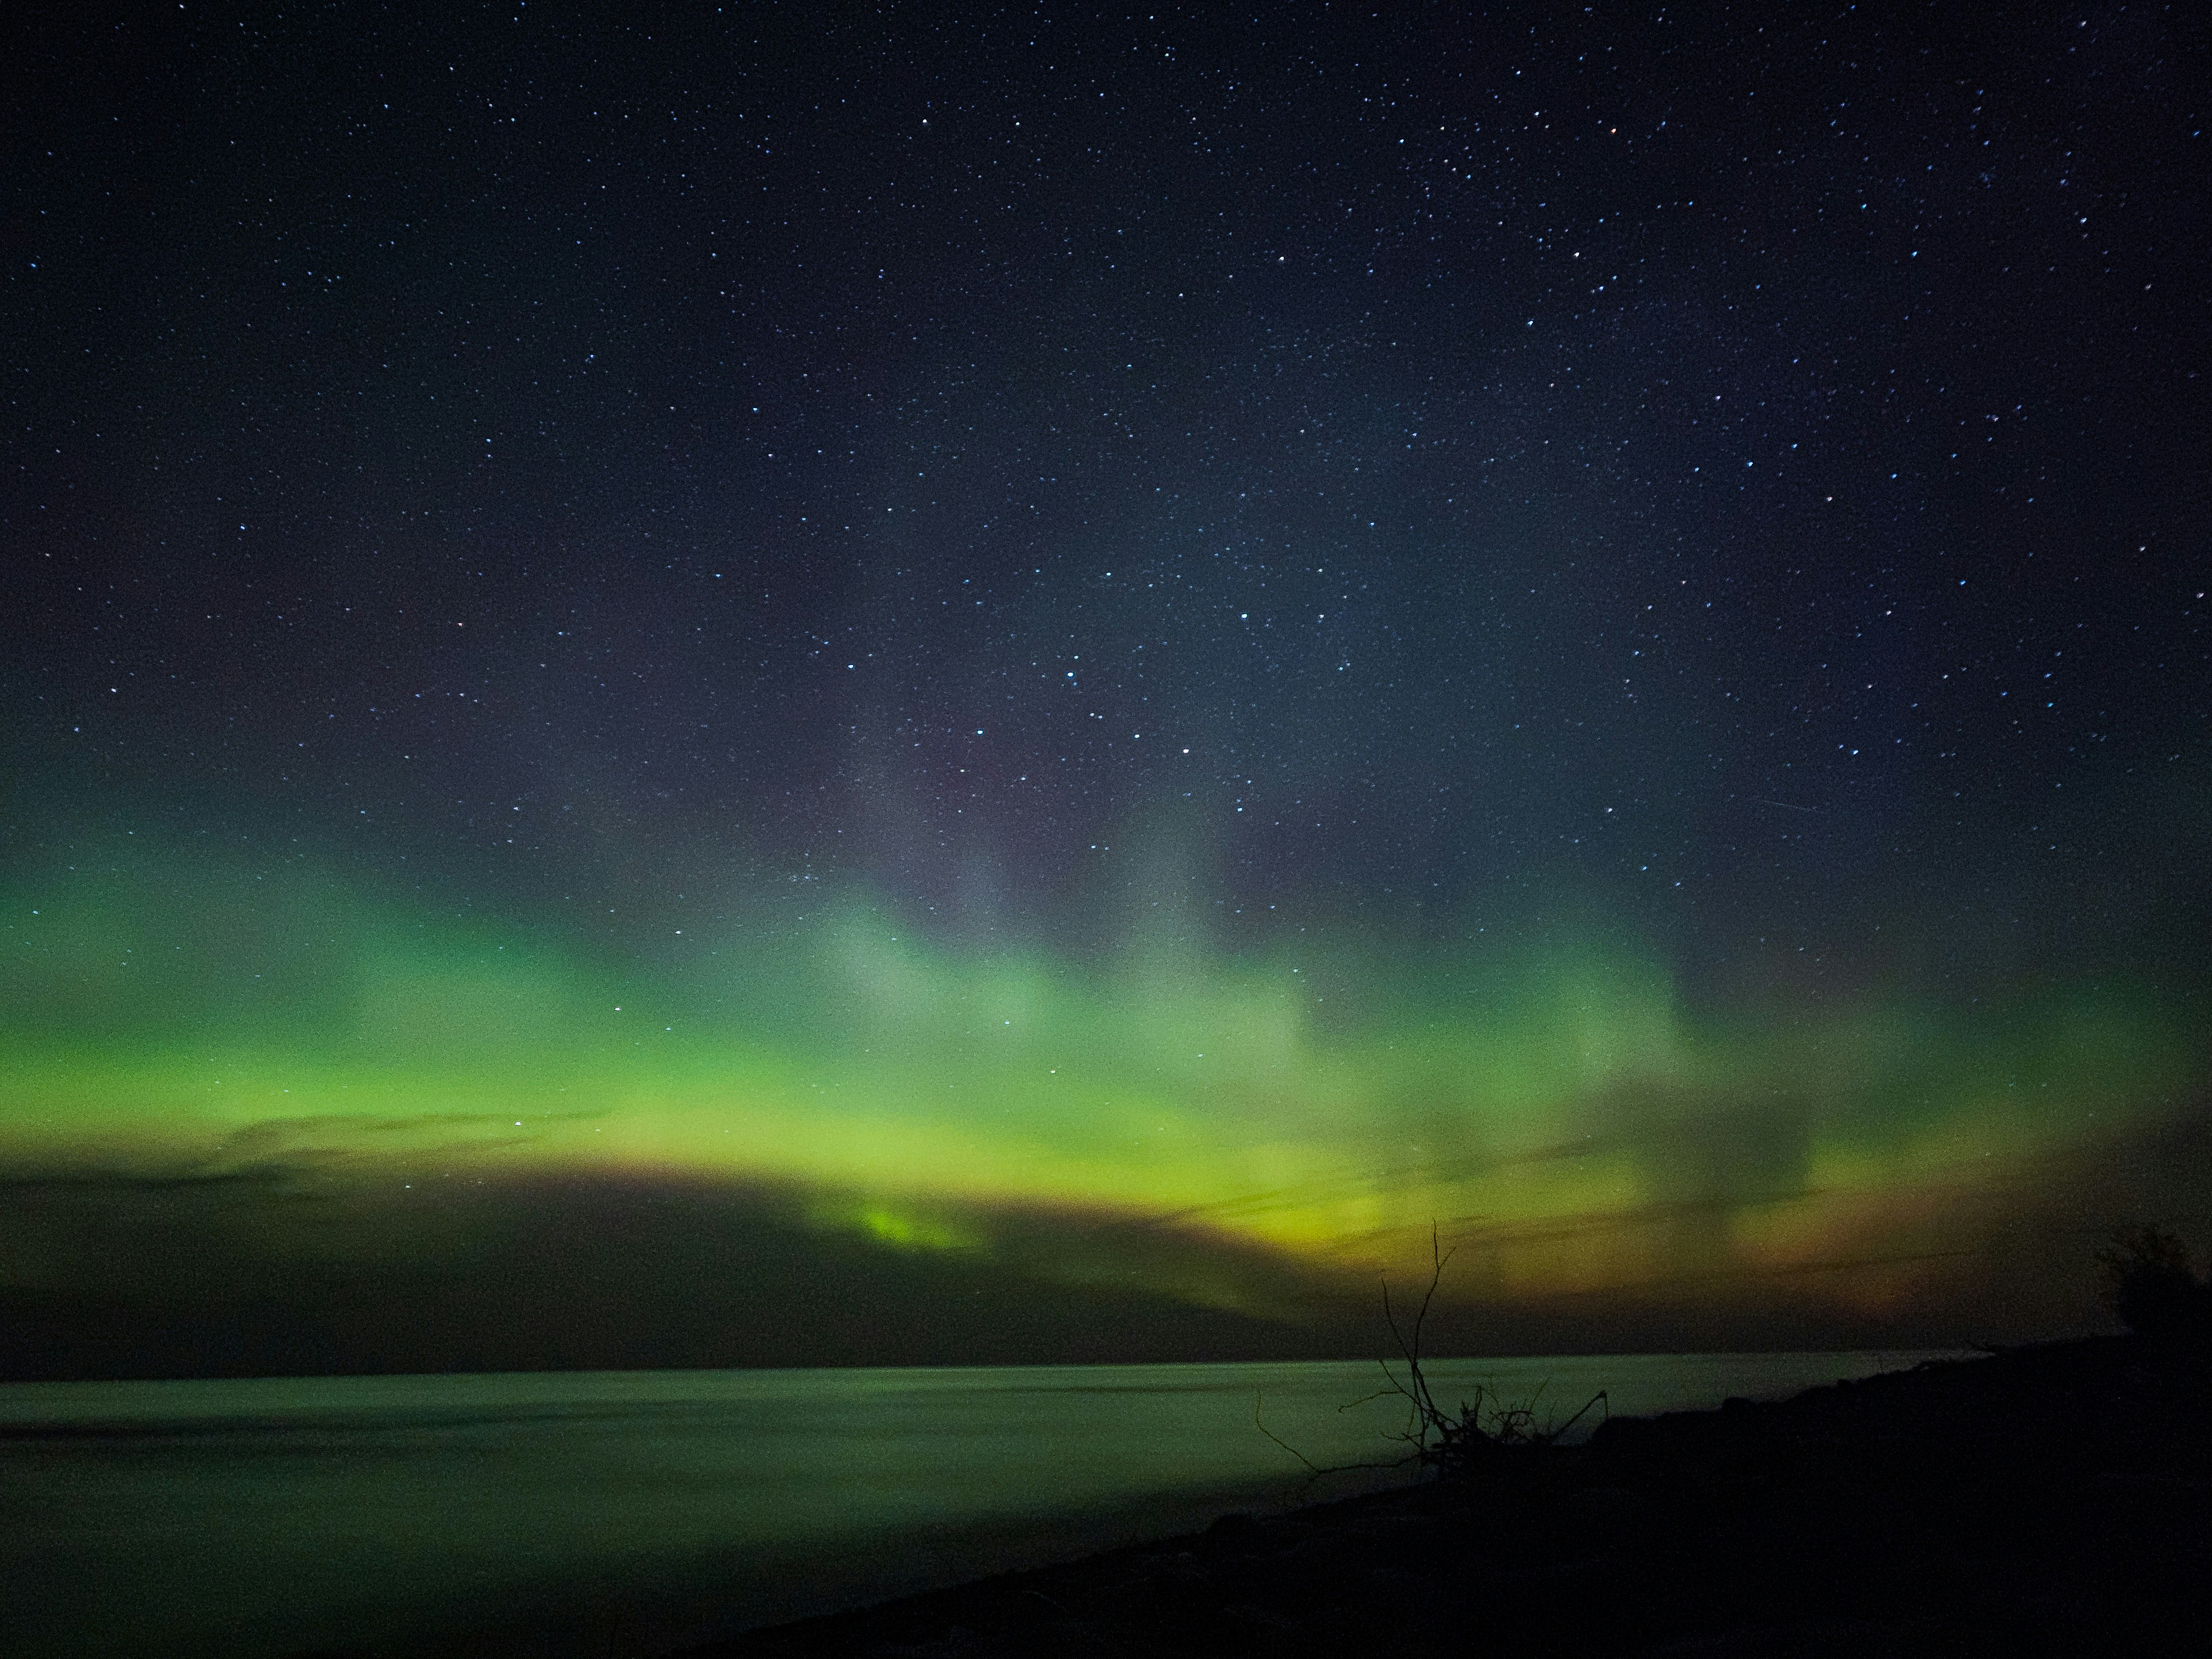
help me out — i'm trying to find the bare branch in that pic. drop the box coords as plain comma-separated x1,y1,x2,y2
1547,1389,1609,1443
1254,1390,1419,1488
1257,1222,1611,1484
1252,1390,1323,1477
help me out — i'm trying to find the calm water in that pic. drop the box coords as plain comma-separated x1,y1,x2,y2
1,1352,1952,1657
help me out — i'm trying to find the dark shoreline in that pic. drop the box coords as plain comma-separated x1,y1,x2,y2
677,1336,2209,1657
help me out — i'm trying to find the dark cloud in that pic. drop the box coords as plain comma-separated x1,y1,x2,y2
0,1165,1330,1381
10,1105,2210,1380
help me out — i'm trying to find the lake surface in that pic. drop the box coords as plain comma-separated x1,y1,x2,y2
0,1352,1953,1657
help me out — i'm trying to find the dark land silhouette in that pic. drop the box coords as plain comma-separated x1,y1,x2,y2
676,1332,2210,1658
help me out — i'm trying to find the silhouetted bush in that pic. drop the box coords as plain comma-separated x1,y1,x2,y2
1375,1227,1604,1477
2098,1226,2212,1340
1255,1226,1604,1486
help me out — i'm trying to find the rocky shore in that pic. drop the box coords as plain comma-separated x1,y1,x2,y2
680,1336,2210,1657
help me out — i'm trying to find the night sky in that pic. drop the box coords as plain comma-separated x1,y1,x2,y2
3,3,2207,1379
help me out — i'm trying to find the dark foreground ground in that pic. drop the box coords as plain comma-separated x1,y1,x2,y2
679,1336,2210,1658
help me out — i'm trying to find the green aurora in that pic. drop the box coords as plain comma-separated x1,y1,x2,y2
5,842,2204,1369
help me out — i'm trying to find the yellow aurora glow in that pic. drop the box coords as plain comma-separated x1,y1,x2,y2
4,847,2199,1339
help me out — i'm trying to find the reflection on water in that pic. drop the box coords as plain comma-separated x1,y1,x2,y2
0,1353,1950,1657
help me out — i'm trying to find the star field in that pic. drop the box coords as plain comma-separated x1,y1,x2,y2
1,2,2205,1375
